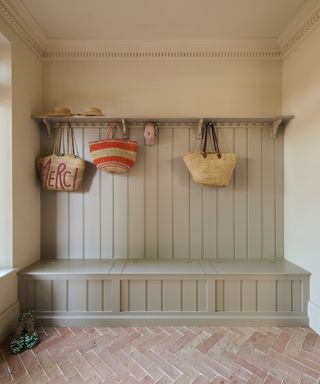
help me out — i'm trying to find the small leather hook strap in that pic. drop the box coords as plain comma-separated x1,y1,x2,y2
201,122,208,158
209,122,222,159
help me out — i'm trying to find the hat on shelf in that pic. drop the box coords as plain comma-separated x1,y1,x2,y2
79,107,105,116
46,106,74,117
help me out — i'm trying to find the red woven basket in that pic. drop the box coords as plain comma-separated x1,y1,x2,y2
89,126,138,173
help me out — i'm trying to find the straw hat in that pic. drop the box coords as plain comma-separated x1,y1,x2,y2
80,107,105,116
46,106,74,117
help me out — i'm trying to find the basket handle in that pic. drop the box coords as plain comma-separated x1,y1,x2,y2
201,122,222,159
66,124,79,157
105,123,125,140
53,126,62,155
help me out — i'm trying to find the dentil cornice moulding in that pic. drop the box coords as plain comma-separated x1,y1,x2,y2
279,0,320,56
43,38,281,60
0,0,45,57
1,0,320,60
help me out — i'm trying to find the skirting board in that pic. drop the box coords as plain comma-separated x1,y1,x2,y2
308,300,320,335
37,313,308,328
0,301,20,342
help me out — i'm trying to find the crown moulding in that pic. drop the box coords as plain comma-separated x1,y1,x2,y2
43,49,282,61
1,0,320,61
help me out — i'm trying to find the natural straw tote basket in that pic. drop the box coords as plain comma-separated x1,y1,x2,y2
36,125,85,191
89,124,138,174
183,122,239,187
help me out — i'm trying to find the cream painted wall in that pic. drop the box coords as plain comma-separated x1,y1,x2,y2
0,18,42,341
0,41,12,270
282,26,320,334
43,60,282,116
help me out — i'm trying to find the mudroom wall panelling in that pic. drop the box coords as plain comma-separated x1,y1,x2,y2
41,59,283,260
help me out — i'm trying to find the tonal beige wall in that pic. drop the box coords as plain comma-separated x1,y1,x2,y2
282,26,320,334
0,17,42,341
43,60,282,116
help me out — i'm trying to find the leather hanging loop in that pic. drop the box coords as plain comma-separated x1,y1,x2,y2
208,122,222,159
200,122,209,158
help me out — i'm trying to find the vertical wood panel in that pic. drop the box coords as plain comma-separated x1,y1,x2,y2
147,280,161,311
217,128,234,259
173,128,190,259
40,130,57,259
197,280,207,311
35,280,52,311
275,132,284,258
242,281,256,312
215,281,224,312
257,281,276,312
203,185,217,259
277,280,292,312
128,127,145,259
52,280,67,311
162,280,181,311
182,280,196,311
262,127,275,259
247,127,262,259
56,191,69,259
129,280,146,311
114,174,128,259
25,280,35,310
68,280,86,311
224,280,241,311
69,128,84,259
83,128,100,259
158,128,173,259
120,280,129,311
145,135,158,259
292,280,302,312
234,128,247,259
100,129,114,259
189,129,202,259
88,280,102,311
103,280,112,311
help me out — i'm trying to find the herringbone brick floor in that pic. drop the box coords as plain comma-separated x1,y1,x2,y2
0,326,320,383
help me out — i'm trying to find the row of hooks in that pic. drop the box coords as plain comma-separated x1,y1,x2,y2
35,116,294,140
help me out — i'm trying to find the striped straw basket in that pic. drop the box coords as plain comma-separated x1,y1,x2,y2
89,125,138,173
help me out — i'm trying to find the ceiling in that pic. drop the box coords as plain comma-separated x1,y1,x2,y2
19,0,311,40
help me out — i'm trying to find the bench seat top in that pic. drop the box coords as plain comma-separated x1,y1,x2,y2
19,258,310,277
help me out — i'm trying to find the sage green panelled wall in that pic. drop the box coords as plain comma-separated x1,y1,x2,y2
41,58,283,260
282,25,320,334
40,124,284,260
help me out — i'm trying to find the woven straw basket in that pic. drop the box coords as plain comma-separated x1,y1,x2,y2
183,122,239,187
36,126,85,191
183,152,238,187
36,154,85,191
89,125,137,174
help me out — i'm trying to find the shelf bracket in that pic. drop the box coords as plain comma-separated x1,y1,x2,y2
196,118,204,139
42,118,53,139
271,118,283,139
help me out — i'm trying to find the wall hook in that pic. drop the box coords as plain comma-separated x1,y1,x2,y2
43,118,53,139
122,118,128,139
197,118,204,139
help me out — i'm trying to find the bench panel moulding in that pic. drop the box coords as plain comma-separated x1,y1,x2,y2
18,259,309,326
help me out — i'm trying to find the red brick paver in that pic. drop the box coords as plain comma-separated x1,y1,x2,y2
0,327,319,383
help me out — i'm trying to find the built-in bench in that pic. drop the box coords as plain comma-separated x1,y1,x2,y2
18,259,310,326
